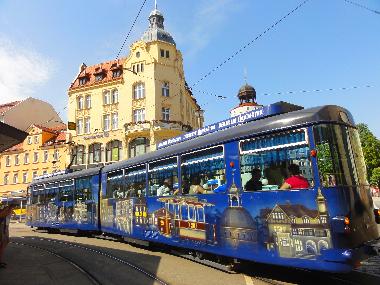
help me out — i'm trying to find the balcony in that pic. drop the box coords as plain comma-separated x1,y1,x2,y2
125,121,151,135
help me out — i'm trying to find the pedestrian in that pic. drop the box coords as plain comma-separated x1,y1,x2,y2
0,203,16,268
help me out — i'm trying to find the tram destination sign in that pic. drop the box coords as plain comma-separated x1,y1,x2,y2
157,101,303,149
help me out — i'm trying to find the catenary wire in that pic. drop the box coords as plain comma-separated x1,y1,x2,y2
190,0,311,89
116,0,148,59
343,0,380,15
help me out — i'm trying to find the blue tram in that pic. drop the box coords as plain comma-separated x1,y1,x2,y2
26,103,380,272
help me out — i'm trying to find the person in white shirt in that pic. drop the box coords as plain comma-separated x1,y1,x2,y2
157,178,172,196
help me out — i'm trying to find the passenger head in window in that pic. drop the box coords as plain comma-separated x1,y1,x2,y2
189,176,205,194
157,178,172,196
280,164,310,190
181,178,190,195
245,168,262,191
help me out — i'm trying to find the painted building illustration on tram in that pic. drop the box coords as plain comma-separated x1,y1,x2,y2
261,189,331,258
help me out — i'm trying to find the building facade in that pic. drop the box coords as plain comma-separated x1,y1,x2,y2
67,6,204,170
0,124,67,200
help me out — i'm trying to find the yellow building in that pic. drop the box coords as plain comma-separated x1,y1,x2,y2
67,6,204,170
0,124,68,200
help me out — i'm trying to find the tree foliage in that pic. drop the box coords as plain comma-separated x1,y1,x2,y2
357,123,380,180
370,167,380,188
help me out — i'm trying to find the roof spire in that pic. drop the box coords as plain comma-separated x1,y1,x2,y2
243,68,248,84
155,0,157,10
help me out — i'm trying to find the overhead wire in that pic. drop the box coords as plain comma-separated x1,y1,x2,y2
116,0,148,59
190,0,312,89
343,0,380,15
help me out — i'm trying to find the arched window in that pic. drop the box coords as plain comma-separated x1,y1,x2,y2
129,138,150,158
77,96,84,110
88,143,102,164
106,140,122,162
162,82,169,97
302,216,310,224
72,145,85,165
133,83,145,99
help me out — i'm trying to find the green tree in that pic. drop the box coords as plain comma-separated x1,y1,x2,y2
370,167,380,188
357,123,380,179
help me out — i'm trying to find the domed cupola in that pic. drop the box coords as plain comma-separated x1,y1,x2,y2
238,83,257,105
230,82,262,117
142,2,176,45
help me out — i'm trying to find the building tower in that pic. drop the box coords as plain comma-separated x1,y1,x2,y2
67,4,203,170
230,83,262,117
316,188,328,224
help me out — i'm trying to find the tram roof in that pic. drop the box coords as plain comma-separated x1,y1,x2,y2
29,167,101,187
103,104,354,174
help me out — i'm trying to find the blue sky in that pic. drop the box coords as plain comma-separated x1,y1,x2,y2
0,0,379,136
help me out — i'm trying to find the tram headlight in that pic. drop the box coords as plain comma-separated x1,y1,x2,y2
374,209,380,224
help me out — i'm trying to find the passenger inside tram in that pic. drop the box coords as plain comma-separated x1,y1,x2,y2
189,176,205,194
245,168,263,191
280,164,310,189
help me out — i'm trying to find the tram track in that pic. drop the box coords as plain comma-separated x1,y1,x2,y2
11,241,102,285
14,236,168,285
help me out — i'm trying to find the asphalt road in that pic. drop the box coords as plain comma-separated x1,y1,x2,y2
1,223,380,285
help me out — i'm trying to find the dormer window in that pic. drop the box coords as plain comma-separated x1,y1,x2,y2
112,69,122,78
95,73,103,81
79,77,88,85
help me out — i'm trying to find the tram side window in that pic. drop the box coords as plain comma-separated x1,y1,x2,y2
313,124,367,187
59,180,74,202
181,146,225,195
125,166,146,198
106,170,126,199
75,177,92,202
148,157,178,196
240,129,313,191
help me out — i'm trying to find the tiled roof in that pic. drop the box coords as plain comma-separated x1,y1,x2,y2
42,131,66,147
0,101,20,114
3,142,23,152
69,58,127,90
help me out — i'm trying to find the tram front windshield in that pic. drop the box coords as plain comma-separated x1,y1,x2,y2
313,124,368,187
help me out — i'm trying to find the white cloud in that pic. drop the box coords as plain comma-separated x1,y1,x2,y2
0,37,53,104
180,0,242,58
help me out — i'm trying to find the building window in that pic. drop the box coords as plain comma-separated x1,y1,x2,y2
106,140,122,162
136,51,140,58
133,109,145,122
129,137,150,158
13,173,18,184
34,135,39,144
24,153,29,164
303,216,310,224
162,82,169,97
160,49,165,57
85,95,91,109
88,143,102,164
95,73,103,81
5,156,10,167
165,50,169,58
32,171,38,180
42,170,48,175
53,150,59,161
111,89,119,104
112,113,118,130
79,77,87,85
140,63,144,72
77,96,84,110
14,155,19,166
43,150,48,162
22,172,28,184
76,119,84,134
162,108,170,121
133,83,145,99
4,174,9,185
27,136,32,145
103,114,111,131
73,145,85,165
112,69,122,78
84,117,91,134
33,152,39,163
103,90,111,105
